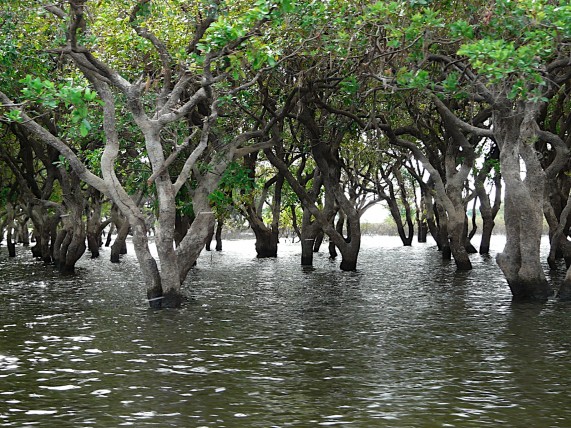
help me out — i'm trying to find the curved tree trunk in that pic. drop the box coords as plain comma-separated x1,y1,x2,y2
5,204,16,257
548,191,571,270
109,204,130,263
466,201,478,254
387,197,414,246
53,204,87,275
111,219,130,263
174,211,191,248
448,210,472,271
29,205,59,264
61,217,87,274
241,153,283,259
339,211,361,271
328,212,343,259
17,217,29,246
105,223,114,247
475,146,502,255
495,105,551,302
557,263,571,301
300,168,327,267
204,221,215,251
31,231,42,257
417,192,429,243
423,185,442,249
300,207,321,266
394,168,415,246
86,190,104,258
313,230,324,252
130,222,163,309
176,188,216,283
265,140,362,271
215,219,223,251
435,202,452,260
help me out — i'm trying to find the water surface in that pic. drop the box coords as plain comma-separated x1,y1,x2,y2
1,236,570,427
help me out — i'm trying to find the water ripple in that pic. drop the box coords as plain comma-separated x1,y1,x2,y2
0,236,569,426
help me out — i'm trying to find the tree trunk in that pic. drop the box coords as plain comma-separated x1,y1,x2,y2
174,211,191,248
299,167,326,266
466,202,478,254
61,217,86,274
418,222,428,243
394,168,414,246
300,207,321,266
387,197,413,246
176,187,216,284
480,218,495,255
476,147,502,255
31,231,42,257
265,141,362,271
105,223,115,247
495,104,550,302
448,211,472,270
548,191,571,270
86,233,100,258
17,218,29,246
7,224,16,257
111,219,130,263
424,188,441,248
52,227,66,268
435,202,451,260
328,213,344,259
110,204,130,262
557,263,571,301
53,206,86,275
241,154,283,259
86,190,104,258
29,206,59,264
313,230,324,252
205,221,215,251
253,226,279,258
339,213,360,271
215,219,223,251
130,222,163,309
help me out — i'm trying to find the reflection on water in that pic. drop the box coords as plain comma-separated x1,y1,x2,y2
1,236,570,427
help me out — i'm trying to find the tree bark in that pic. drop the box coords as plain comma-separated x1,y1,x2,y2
300,208,321,266
86,189,106,258
215,219,223,251
176,187,216,283
495,103,551,302
204,221,215,251
111,219,130,263
475,145,502,255
7,224,16,257
241,153,283,258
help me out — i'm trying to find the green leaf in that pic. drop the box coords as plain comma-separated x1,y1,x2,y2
79,119,91,137
4,109,22,123
450,20,474,39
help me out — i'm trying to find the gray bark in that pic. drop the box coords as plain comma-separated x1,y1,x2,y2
494,103,551,302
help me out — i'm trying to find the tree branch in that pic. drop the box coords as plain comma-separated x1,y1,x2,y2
0,91,107,194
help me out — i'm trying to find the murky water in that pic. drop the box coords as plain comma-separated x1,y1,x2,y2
1,236,570,427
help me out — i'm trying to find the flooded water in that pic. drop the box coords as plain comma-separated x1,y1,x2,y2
1,236,570,427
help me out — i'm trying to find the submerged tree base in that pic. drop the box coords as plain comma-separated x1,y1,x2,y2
162,289,184,308
340,258,358,271
557,270,571,301
509,279,552,303
147,286,184,309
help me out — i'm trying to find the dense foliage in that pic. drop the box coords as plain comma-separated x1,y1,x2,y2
0,0,570,306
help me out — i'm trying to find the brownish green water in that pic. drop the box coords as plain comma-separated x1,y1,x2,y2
1,236,569,427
